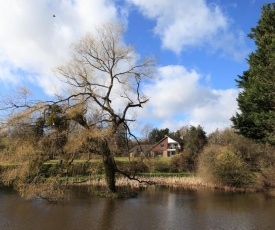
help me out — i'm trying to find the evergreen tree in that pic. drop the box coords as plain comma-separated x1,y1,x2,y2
231,3,275,145
184,125,207,161
184,125,207,171
148,128,169,143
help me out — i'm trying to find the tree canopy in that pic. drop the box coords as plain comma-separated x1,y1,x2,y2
231,3,275,145
148,128,169,143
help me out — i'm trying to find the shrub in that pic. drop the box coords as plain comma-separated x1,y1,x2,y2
115,160,149,174
260,166,275,189
129,160,149,173
169,153,190,172
198,145,220,183
152,160,170,173
214,150,255,187
207,128,274,172
198,145,255,188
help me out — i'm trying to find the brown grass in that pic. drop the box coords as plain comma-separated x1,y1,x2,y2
69,176,254,192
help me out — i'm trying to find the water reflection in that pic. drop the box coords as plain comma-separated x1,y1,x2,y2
1,186,275,230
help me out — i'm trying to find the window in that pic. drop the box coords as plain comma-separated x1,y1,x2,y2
154,151,163,157
160,144,164,148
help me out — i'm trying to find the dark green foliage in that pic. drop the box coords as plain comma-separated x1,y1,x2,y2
184,125,207,170
168,130,182,139
33,117,45,137
46,105,68,132
231,3,275,145
148,128,169,143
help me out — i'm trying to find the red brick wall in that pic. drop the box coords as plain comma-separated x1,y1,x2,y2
150,138,168,157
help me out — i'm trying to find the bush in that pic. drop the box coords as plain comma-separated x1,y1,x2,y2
152,160,170,173
214,150,255,187
170,153,191,172
260,166,275,189
116,160,149,174
207,128,274,172
129,160,149,173
198,145,255,188
198,145,219,182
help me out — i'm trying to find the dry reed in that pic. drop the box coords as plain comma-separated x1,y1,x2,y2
69,176,253,192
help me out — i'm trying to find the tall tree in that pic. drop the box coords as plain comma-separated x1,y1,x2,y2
231,3,275,145
148,128,169,143
56,22,153,192
184,125,207,170
0,22,154,194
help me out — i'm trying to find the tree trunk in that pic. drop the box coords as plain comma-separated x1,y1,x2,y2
101,139,117,193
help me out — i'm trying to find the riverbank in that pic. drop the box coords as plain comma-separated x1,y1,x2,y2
68,175,262,194
1,157,274,197
1,174,274,200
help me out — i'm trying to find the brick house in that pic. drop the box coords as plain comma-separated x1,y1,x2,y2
149,135,184,157
130,135,185,158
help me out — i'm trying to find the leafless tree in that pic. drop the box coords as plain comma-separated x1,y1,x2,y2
55,22,154,192
140,124,153,143
0,22,154,195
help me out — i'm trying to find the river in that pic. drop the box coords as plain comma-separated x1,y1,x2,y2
1,186,275,230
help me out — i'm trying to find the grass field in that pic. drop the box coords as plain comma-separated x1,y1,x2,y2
43,156,171,164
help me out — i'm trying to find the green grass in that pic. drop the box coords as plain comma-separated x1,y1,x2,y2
44,157,131,165
1,156,171,165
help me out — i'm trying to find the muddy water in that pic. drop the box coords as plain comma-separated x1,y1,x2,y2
1,187,275,230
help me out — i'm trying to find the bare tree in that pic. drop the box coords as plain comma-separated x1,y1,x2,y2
0,22,154,195
56,22,154,192
140,123,153,143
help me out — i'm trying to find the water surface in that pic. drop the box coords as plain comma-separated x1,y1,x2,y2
1,187,275,230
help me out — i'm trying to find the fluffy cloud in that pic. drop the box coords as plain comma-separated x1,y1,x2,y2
127,0,248,60
0,0,118,95
140,65,239,133
0,1,241,134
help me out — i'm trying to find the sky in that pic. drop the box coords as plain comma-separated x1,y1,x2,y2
0,0,273,135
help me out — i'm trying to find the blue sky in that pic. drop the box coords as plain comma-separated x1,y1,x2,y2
0,0,273,135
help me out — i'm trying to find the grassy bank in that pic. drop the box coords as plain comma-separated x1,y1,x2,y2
67,175,257,193
1,156,273,195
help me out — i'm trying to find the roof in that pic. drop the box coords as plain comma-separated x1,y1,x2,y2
169,136,185,144
130,144,154,153
148,135,184,151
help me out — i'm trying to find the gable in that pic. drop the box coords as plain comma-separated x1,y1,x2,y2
168,137,178,143
150,137,168,152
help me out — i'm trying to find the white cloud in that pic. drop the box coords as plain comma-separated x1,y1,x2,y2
127,0,248,60
139,65,239,134
0,61,19,85
0,0,118,95
0,0,241,134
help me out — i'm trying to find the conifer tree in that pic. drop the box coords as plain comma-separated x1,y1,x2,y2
231,3,275,145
